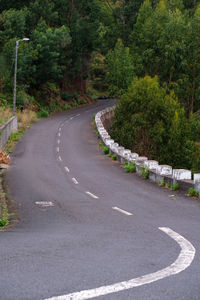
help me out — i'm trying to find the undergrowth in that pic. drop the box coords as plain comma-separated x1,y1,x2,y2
124,162,136,173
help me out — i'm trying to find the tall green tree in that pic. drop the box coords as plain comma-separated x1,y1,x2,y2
106,39,134,95
111,76,197,168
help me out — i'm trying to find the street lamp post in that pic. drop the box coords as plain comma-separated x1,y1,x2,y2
13,38,30,114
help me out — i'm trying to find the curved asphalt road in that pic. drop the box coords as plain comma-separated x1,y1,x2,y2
0,100,200,300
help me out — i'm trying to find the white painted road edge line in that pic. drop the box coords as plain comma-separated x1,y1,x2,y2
85,191,99,199
112,207,132,216
43,227,195,300
72,178,79,185
64,166,70,173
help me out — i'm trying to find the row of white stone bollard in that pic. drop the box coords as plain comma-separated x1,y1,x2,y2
95,106,200,193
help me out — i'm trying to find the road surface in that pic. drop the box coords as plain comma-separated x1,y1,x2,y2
0,100,200,300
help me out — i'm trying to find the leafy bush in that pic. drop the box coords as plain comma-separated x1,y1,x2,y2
141,166,149,179
99,141,104,148
112,154,117,160
0,218,8,227
102,146,109,155
188,188,199,197
124,162,136,173
159,177,165,187
38,110,49,118
171,182,179,191
61,91,72,101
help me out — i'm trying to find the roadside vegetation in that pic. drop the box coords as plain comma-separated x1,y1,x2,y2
0,170,9,228
1,0,200,176
0,107,12,126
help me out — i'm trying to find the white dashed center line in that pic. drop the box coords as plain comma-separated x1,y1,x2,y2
112,207,133,216
56,147,59,152
58,132,61,137
65,166,70,173
58,156,62,161
72,178,79,185
85,191,99,199
35,201,54,207
57,139,60,144
70,117,74,120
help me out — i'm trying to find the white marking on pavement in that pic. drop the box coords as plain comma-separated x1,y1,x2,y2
43,227,195,300
72,178,79,185
56,147,60,152
59,128,61,132
112,207,133,216
75,114,80,117
58,133,61,137
35,202,54,207
65,166,70,173
85,191,99,199
58,156,62,161
70,117,74,120
57,140,60,144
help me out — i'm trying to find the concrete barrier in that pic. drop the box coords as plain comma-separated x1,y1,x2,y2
95,106,200,195
0,116,18,149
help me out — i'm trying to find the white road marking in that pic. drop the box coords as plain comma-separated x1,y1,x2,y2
35,202,54,207
75,114,80,117
72,178,79,185
65,166,70,173
56,147,59,153
43,227,195,300
57,140,60,144
85,191,99,199
112,207,133,216
58,156,62,161
70,117,74,120
59,128,61,132
58,133,61,137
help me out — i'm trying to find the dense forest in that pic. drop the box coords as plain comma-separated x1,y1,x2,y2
1,0,200,170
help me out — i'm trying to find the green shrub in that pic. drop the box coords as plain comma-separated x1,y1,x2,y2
9,130,25,142
38,110,49,118
102,146,109,155
188,188,199,197
99,141,104,147
112,154,117,160
78,98,87,105
0,218,8,227
61,91,71,101
171,182,179,191
141,166,149,179
159,177,165,187
124,162,136,173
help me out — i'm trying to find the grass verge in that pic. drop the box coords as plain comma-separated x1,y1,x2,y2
0,170,9,228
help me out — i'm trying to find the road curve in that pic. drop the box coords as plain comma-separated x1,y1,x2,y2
0,100,200,300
